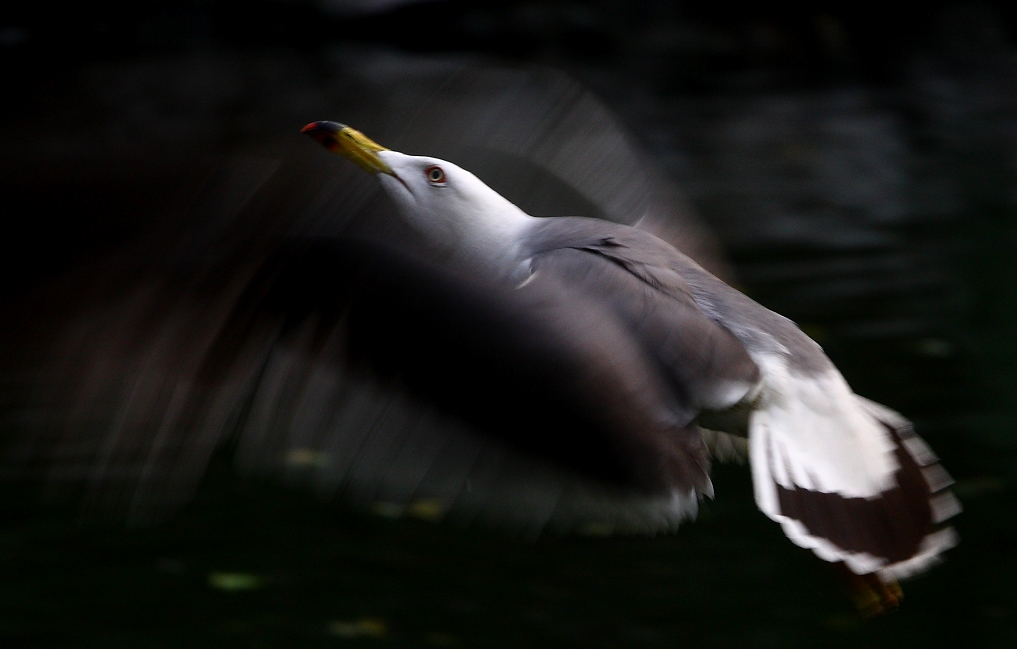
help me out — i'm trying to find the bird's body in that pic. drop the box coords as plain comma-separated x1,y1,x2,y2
300,121,959,585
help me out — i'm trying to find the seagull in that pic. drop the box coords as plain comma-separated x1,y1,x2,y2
300,120,960,606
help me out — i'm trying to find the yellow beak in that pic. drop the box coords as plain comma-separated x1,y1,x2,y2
301,121,394,175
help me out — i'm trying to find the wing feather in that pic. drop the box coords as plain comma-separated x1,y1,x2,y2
524,216,958,578
525,219,761,415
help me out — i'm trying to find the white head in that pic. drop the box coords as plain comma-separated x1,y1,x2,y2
302,121,534,269
375,150,532,249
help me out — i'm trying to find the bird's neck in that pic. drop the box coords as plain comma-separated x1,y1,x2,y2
452,202,536,280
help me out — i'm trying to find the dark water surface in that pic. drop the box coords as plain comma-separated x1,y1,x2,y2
4,5,1017,648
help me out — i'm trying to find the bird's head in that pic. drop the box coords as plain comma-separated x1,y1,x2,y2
302,121,532,255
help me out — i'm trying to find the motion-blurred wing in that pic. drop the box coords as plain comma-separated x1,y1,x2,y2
337,64,729,278
10,236,716,534
1,65,724,531
217,239,713,502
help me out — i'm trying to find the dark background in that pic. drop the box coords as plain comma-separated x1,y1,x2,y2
2,1,1017,647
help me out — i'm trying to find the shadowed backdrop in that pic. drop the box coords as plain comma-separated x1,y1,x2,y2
1,1,1016,647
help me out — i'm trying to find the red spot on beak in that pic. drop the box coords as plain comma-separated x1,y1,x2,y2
301,121,344,152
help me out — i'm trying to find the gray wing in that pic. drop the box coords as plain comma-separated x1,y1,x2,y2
522,220,959,580
524,217,761,423
237,240,718,501
4,237,711,534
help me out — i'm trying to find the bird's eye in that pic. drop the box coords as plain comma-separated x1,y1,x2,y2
425,165,447,186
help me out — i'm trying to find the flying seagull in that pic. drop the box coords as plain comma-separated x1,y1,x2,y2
300,119,960,603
